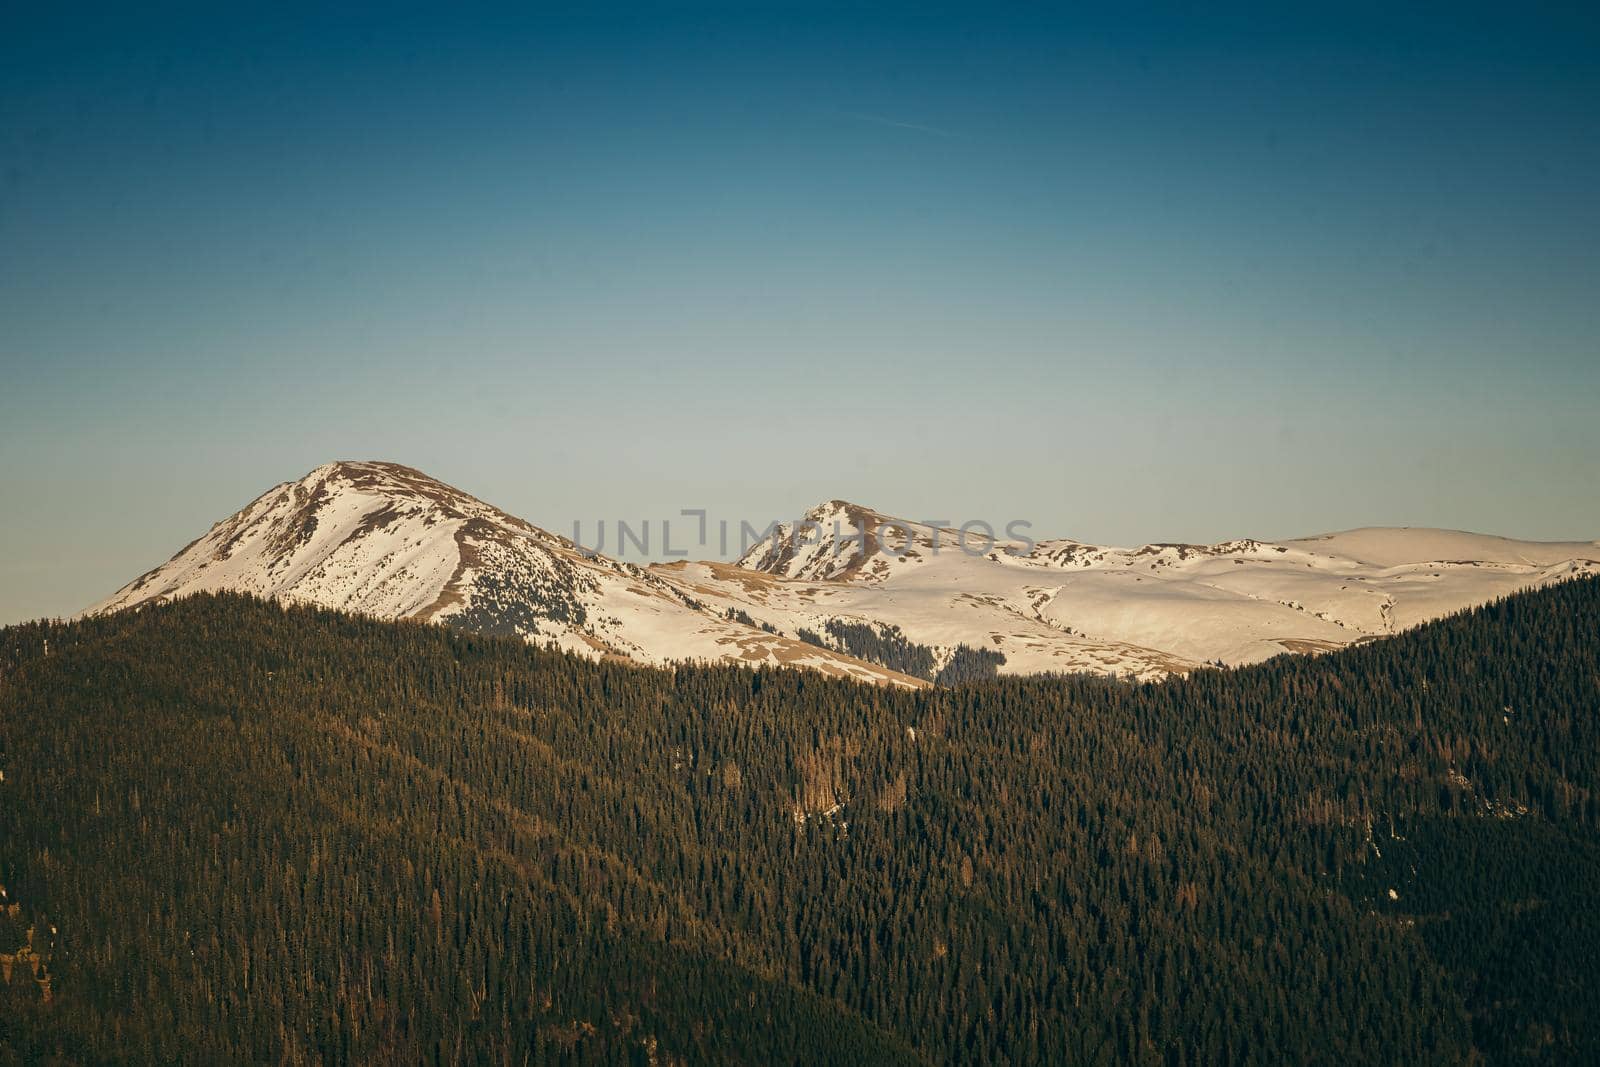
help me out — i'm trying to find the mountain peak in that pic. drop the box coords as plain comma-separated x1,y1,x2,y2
86,462,921,686
86,464,1600,685
738,500,924,583
296,459,430,485
87,458,553,623
303,459,480,503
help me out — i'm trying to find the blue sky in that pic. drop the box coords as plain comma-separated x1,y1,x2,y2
3,3,1598,623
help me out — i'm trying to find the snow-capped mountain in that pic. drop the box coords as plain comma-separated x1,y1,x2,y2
89,464,1600,684
733,500,965,584
707,500,1600,677
86,462,920,686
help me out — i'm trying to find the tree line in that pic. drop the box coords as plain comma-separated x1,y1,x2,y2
1,577,1597,1064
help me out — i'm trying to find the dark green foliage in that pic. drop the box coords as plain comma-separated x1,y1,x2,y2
796,620,1005,685
933,644,1006,686
1,577,1597,1064
814,619,937,680
451,568,585,636
1345,817,1600,1063
723,607,777,634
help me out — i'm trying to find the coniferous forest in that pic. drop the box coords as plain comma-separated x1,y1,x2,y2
1,579,1598,1064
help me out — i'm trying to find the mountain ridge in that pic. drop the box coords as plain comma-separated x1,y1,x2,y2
87,460,923,687
88,460,1600,681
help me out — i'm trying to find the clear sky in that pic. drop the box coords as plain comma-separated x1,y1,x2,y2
3,3,1598,624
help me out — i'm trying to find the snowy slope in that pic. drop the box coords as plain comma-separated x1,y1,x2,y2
703,501,1600,678
87,463,919,686
89,466,1600,684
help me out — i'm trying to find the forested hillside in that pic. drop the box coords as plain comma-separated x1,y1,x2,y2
2,580,1597,1064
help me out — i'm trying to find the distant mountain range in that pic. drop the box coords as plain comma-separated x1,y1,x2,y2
89,460,1600,682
